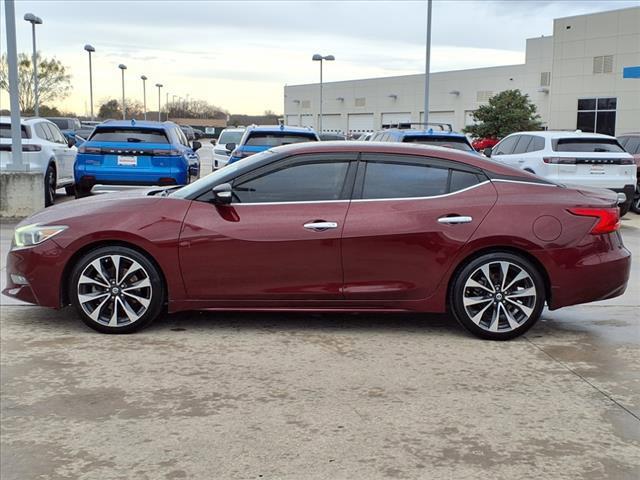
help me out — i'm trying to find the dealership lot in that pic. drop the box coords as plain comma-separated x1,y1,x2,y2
0,213,638,479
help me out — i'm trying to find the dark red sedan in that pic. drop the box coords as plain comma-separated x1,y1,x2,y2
3,142,631,340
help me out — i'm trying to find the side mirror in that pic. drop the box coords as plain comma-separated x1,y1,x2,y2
483,147,492,157
192,141,202,151
212,183,232,205
225,142,236,153
67,136,77,148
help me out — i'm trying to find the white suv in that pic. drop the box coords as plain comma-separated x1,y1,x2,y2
212,127,245,170
0,117,77,206
486,131,636,215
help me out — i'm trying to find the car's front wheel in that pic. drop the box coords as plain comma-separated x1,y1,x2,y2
44,164,56,207
450,252,545,340
70,246,165,333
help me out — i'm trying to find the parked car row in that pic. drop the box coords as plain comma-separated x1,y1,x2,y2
1,117,201,206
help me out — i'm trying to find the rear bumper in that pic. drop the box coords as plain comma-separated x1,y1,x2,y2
545,235,631,309
76,165,189,186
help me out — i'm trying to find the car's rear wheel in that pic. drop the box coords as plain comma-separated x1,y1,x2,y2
630,183,640,214
75,184,92,198
451,252,545,340
44,164,56,207
70,246,165,334
64,185,76,196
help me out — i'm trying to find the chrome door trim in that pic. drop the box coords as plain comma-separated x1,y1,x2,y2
303,221,339,231
437,216,473,224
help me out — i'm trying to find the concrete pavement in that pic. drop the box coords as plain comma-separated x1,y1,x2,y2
1,212,638,479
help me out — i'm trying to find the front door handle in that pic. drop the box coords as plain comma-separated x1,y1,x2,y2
438,216,473,225
303,221,338,231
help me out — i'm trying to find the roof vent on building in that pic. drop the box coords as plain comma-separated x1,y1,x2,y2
593,55,613,74
540,71,551,87
355,97,366,107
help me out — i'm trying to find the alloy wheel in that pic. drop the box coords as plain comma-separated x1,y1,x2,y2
76,254,153,328
462,260,537,333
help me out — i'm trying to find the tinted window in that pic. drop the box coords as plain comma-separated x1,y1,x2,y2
493,136,519,155
90,128,169,143
48,124,67,144
218,130,244,145
553,138,625,153
245,132,317,147
402,136,473,151
528,136,545,152
361,159,449,199
619,136,640,155
0,123,29,139
597,98,616,110
47,118,69,130
34,123,48,140
577,99,596,110
512,135,532,154
233,157,349,203
40,123,56,142
450,170,481,192
595,111,616,136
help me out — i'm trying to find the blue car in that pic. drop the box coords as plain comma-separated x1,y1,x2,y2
228,125,319,164
370,123,478,154
75,120,200,197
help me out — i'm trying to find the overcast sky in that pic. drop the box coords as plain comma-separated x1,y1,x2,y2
1,0,637,115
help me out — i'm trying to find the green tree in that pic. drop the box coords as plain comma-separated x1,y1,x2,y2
0,52,72,114
97,98,144,119
463,89,542,139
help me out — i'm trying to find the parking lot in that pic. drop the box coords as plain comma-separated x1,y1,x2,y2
1,200,638,479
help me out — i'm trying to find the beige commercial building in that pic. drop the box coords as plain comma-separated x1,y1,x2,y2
283,6,640,136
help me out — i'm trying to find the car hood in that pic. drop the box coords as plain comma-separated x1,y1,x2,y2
17,188,177,228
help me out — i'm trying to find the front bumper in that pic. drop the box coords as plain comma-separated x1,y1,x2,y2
2,240,70,308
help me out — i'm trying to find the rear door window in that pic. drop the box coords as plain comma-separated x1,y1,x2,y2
528,136,545,152
90,128,169,143
245,132,317,147
553,138,625,153
512,135,532,154
48,124,68,144
402,135,473,151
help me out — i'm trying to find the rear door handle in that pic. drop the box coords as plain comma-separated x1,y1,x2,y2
303,221,338,231
438,216,473,225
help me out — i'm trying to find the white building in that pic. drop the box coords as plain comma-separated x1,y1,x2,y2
283,6,640,136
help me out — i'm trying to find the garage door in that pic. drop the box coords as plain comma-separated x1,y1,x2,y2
381,112,411,127
347,113,374,134
321,114,343,133
300,114,315,128
420,111,455,130
286,114,300,126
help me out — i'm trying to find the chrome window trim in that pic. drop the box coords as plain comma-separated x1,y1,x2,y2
233,199,350,206
492,179,558,188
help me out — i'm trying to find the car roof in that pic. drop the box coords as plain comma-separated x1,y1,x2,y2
96,119,177,129
388,129,467,138
0,116,54,126
506,130,617,140
247,125,317,134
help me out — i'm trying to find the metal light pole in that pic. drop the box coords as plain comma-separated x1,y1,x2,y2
423,0,433,125
5,0,23,168
165,92,169,120
312,54,334,133
141,75,148,120
84,44,95,120
23,13,43,116
156,83,163,122
118,64,127,120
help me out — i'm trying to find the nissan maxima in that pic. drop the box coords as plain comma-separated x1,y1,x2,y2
3,142,631,340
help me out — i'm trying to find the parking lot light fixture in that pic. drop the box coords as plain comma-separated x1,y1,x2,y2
118,64,127,119
312,54,334,133
84,44,95,120
141,75,148,120
23,13,43,116
156,83,163,122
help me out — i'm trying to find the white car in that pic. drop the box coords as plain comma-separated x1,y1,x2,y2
212,127,245,170
0,116,77,206
486,130,636,215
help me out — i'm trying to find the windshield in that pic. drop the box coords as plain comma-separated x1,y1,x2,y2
89,127,169,143
403,135,473,151
553,138,625,153
170,149,276,199
0,124,29,139
245,132,317,147
218,131,244,146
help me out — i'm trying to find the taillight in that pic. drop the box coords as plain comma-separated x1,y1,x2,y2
78,146,101,154
0,144,41,152
619,158,634,165
568,207,620,234
152,149,180,156
543,157,576,164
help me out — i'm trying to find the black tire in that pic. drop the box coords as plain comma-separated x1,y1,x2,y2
65,185,76,196
69,246,165,334
44,164,56,207
75,184,92,198
630,184,640,214
450,252,546,340
619,201,631,218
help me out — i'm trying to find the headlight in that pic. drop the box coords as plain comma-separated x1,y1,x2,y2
12,224,68,250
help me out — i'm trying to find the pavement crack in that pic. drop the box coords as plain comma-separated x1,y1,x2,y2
525,336,640,423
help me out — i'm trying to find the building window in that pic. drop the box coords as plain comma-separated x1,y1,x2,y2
476,91,494,103
355,97,366,107
301,100,311,109
540,72,551,87
593,55,613,74
577,97,616,136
